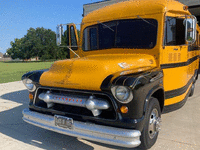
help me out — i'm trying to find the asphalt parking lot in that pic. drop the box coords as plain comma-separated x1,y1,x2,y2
0,79,200,150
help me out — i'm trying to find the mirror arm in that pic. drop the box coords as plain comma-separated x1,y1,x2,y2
59,46,80,58
67,46,80,58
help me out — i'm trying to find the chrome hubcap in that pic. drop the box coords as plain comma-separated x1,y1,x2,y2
148,108,161,139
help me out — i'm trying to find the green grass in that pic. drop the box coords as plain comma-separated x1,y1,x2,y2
0,61,54,83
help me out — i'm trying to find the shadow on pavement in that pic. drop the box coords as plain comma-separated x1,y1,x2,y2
87,141,142,150
0,90,94,150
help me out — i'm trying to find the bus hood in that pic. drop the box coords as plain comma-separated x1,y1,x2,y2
39,54,157,91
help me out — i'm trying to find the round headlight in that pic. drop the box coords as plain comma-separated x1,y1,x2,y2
111,86,133,103
115,86,130,101
22,78,36,92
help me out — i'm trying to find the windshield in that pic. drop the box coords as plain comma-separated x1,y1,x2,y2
82,19,158,51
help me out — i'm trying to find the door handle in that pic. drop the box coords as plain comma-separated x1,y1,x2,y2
174,48,178,50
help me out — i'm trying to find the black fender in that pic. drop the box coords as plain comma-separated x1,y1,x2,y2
194,69,198,82
21,69,48,104
132,85,164,131
100,68,164,120
143,85,165,115
21,69,48,84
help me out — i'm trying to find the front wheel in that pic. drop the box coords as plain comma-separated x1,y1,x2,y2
189,82,195,97
140,97,161,149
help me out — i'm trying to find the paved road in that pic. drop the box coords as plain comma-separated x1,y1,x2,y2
0,79,200,150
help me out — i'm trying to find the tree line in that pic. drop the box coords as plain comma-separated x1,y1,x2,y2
7,27,70,61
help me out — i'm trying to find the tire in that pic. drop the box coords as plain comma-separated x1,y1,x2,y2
140,97,161,149
189,83,195,97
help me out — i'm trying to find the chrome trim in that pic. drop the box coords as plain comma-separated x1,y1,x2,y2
38,91,110,116
150,72,163,82
111,86,133,104
148,108,161,139
33,87,118,121
33,88,39,105
22,108,141,148
85,96,110,116
22,78,36,92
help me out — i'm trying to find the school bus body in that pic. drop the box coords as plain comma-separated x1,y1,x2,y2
42,0,200,110
79,0,200,111
22,0,200,149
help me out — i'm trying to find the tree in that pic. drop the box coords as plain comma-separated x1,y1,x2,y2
7,38,32,60
7,27,70,61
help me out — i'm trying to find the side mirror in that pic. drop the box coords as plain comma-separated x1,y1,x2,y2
56,24,65,46
56,23,79,50
184,16,197,44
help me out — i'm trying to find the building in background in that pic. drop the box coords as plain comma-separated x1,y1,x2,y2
180,0,200,24
0,52,3,59
0,52,12,61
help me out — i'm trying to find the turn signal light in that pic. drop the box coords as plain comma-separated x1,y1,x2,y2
29,93,34,100
120,106,128,114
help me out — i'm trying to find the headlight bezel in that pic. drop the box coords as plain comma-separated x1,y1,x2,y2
22,78,36,92
111,86,133,104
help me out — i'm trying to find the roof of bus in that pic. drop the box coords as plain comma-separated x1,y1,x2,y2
82,0,190,24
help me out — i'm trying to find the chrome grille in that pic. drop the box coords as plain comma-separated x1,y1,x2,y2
33,87,116,120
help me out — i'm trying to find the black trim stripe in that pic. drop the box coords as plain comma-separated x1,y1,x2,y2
161,55,199,69
165,77,193,99
188,46,200,52
163,86,190,113
163,69,198,113
189,5,200,9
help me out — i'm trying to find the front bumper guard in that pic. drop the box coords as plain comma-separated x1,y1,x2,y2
22,108,141,148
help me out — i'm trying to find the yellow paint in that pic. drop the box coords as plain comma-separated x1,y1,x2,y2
40,54,156,90
165,83,192,106
162,67,188,92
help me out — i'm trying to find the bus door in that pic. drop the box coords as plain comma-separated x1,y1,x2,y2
161,17,188,105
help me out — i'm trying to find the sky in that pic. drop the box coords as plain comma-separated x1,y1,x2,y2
0,0,101,54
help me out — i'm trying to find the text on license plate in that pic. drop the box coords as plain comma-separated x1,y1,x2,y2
55,115,73,129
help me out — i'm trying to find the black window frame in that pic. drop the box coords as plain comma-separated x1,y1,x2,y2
70,26,78,50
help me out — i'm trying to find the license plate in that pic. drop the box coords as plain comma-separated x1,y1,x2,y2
55,115,73,129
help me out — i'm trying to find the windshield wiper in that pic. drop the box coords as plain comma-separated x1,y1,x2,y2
97,21,115,32
137,16,156,27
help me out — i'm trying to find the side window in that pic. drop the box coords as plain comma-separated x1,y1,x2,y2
89,28,98,50
164,17,185,46
197,16,200,26
82,26,98,51
197,32,200,47
195,31,200,48
82,28,88,51
198,32,200,47
70,26,78,50
194,31,198,46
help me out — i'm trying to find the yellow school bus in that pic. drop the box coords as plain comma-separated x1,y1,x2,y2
22,0,200,149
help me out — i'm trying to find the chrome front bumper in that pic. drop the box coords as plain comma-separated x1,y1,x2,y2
22,108,141,148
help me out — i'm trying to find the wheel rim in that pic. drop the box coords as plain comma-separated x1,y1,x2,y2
192,83,195,91
148,108,161,139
